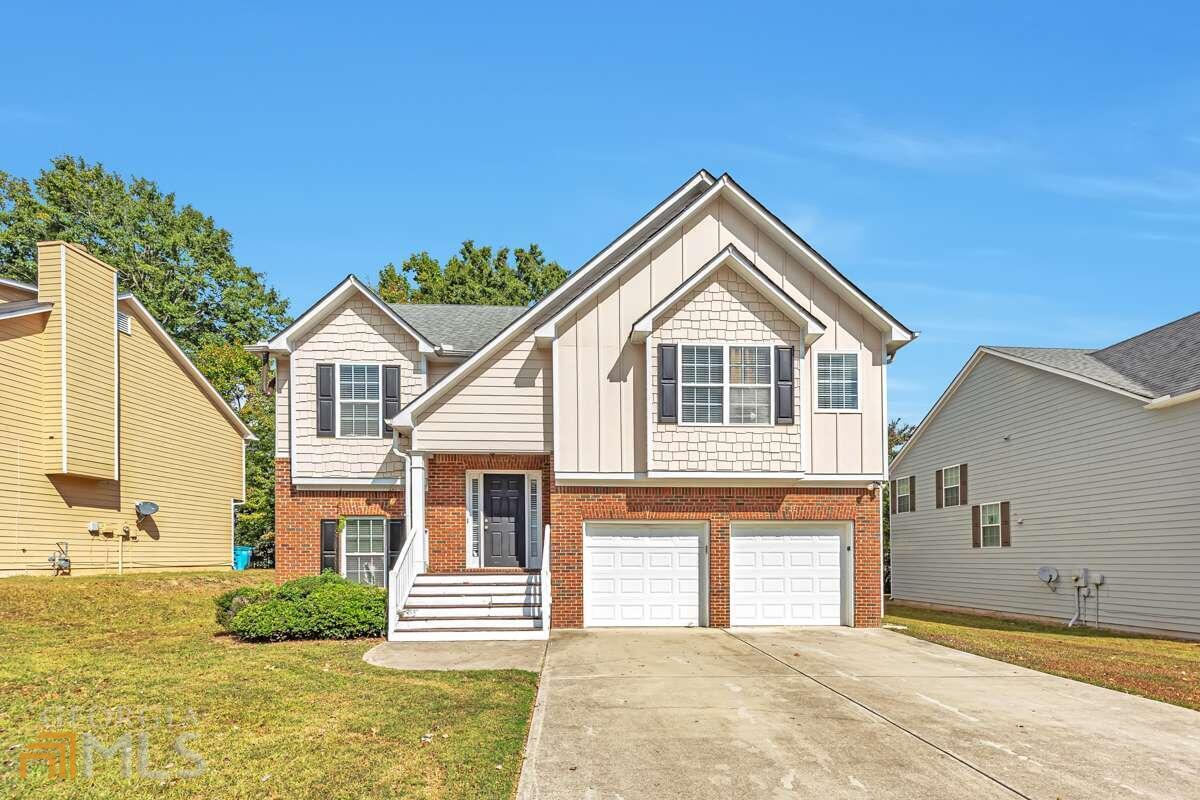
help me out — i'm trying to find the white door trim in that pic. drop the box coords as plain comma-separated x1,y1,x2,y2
582,520,709,628
464,470,542,569
729,520,854,626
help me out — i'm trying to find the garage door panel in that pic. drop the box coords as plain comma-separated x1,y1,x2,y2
584,524,704,628
731,529,843,626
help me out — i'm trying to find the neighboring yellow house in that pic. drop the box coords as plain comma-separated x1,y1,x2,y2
0,242,252,576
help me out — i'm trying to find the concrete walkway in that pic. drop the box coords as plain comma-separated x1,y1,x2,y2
363,639,546,671
517,626,1200,799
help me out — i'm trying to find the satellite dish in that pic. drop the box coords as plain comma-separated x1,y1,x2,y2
135,501,159,518
1037,566,1058,584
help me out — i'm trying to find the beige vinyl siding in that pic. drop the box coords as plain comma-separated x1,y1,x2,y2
554,196,886,475
413,332,552,452
290,294,420,479
890,353,1200,637
61,246,118,479
0,292,245,575
426,359,458,388
274,355,290,458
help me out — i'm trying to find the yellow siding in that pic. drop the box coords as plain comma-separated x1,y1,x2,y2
0,284,35,302
0,245,245,576
38,244,64,473
62,245,118,479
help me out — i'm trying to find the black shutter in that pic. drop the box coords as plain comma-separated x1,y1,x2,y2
971,506,981,548
317,364,335,437
935,469,944,509
658,344,678,423
387,519,406,571
320,519,338,573
889,480,897,513
1000,502,1012,547
774,346,794,424
959,464,968,505
382,365,401,437
909,475,916,512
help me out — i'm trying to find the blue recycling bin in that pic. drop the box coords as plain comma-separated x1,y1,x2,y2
233,546,253,571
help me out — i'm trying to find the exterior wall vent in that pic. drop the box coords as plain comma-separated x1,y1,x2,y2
117,312,132,335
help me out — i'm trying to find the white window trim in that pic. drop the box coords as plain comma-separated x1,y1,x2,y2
979,501,1003,548
895,475,912,513
941,464,961,507
814,350,861,413
464,470,543,569
677,341,775,427
340,515,387,586
335,361,382,439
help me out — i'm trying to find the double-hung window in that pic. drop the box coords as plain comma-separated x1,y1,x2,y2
817,352,859,410
980,503,1002,547
338,364,381,437
679,344,774,424
896,476,912,513
343,517,386,586
942,465,960,507
680,345,724,424
728,346,772,424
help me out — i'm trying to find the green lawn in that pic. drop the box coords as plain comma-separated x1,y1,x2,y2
0,570,537,799
885,602,1200,711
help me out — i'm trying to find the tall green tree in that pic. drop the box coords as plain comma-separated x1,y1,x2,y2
377,240,567,305
883,417,916,593
0,156,289,351
0,156,289,562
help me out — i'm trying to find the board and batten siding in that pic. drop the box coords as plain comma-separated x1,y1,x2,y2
289,294,422,479
0,295,245,575
412,331,552,452
554,196,886,475
890,353,1200,637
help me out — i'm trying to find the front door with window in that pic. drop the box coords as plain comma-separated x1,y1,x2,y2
483,474,525,567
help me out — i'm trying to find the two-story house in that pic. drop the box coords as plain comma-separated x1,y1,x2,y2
1,242,252,576
260,171,914,640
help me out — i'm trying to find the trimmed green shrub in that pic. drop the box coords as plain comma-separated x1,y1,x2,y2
214,583,274,630
224,573,387,642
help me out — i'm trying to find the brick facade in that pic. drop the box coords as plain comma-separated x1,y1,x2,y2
273,458,406,581
278,454,883,628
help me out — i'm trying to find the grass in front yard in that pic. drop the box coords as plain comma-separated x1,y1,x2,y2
0,570,537,799
885,602,1200,711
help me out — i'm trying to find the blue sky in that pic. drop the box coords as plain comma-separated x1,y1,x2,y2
4,2,1199,424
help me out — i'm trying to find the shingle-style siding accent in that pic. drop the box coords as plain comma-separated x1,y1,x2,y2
273,458,406,581
274,355,290,458
290,294,422,479
549,483,881,628
891,353,1200,637
648,266,803,472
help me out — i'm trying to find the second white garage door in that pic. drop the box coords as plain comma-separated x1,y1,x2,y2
584,523,705,627
730,525,845,626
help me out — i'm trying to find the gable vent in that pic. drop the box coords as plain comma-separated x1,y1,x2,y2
116,312,132,335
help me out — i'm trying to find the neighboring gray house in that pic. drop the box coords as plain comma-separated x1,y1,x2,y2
889,312,1200,638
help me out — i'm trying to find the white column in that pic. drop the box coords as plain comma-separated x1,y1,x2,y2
409,452,428,571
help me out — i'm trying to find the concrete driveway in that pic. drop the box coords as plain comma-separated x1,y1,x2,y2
517,627,1199,799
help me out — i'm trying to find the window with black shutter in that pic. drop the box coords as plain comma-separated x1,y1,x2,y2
320,519,339,573
774,346,794,424
658,344,678,423
382,365,401,437
316,364,335,437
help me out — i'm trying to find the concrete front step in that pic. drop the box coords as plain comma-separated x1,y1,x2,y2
414,573,538,586
389,628,549,642
401,604,541,618
408,583,540,597
405,592,537,606
394,616,543,631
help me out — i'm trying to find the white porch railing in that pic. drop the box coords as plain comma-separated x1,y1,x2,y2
386,526,425,641
539,523,552,633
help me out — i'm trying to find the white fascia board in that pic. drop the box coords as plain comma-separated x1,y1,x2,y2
0,302,52,320
719,177,915,350
0,276,38,294
390,170,718,426
266,275,436,354
555,471,882,487
117,294,256,441
292,477,404,490
630,244,826,344
1144,386,1200,409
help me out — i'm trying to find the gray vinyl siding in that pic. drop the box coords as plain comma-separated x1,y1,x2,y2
890,353,1200,637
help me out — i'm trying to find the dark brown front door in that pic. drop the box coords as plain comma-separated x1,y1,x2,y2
483,474,525,567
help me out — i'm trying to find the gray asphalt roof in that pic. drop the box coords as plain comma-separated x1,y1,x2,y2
389,303,527,353
988,311,1200,400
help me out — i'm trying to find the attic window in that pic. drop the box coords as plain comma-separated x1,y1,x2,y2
117,312,132,335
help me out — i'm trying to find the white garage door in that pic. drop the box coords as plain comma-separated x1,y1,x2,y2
730,527,844,626
584,523,704,627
